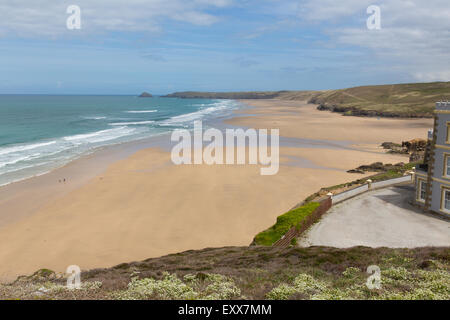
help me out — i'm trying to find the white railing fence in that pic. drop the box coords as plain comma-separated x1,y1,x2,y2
331,174,412,204
371,175,412,189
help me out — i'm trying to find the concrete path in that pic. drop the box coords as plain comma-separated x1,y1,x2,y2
299,185,450,248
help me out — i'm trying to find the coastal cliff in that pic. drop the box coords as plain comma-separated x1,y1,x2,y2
310,82,450,118
314,104,433,118
2,246,448,300
162,82,450,118
162,91,290,99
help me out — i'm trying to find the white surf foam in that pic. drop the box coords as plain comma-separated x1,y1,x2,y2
0,126,140,179
62,127,135,142
125,110,158,113
84,127,137,143
0,153,41,168
0,99,241,186
83,116,107,120
161,100,237,126
0,141,57,156
109,121,155,126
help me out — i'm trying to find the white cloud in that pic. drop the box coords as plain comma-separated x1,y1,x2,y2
414,71,450,83
240,0,449,81
298,0,373,21
0,0,232,37
1,0,449,83
296,0,450,82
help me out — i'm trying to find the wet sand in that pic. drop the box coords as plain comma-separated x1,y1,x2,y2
0,100,432,282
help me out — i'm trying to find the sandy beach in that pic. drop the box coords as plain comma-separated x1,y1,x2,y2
0,100,433,282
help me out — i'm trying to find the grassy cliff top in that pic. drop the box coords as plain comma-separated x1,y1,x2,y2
163,81,450,117
1,246,448,300
162,91,302,99
311,81,450,118
162,90,321,100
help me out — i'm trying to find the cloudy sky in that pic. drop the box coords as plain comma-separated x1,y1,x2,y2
0,0,449,94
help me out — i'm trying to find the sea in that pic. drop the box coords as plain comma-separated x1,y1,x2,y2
0,95,241,186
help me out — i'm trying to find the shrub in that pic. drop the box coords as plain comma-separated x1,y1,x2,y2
114,272,198,300
266,274,329,300
383,267,412,283
203,274,241,300
266,283,298,300
342,267,361,279
254,202,320,246
113,272,241,300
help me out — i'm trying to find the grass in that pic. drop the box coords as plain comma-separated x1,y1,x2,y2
363,162,417,182
162,82,450,118
368,162,417,182
1,246,448,300
162,91,296,99
253,202,320,246
310,81,450,117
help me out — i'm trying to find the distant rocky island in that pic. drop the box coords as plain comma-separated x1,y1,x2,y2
138,92,153,98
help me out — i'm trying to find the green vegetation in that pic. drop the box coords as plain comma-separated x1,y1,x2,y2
1,246,448,300
163,91,285,99
368,162,416,182
163,81,450,118
253,202,320,246
311,81,450,118
353,162,418,183
267,263,450,300
162,90,318,100
113,272,241,300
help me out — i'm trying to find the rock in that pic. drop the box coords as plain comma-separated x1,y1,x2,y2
387,149,409,155
139,92,153,98
410,152,424,163
381,142,408,154
32,287,50,297
347,169,366,174
362,162,384,171
316,104,433,118
348,162,407,174
381,142,400,149
402,139,427,152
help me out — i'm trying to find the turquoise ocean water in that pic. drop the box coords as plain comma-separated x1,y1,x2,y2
0,95,240,186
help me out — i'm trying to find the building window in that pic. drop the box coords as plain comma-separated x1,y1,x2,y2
446,156,450,177
419,181,427,201
442,189,450,212
447,123,450,143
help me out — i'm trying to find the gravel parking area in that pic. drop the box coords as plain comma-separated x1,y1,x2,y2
299,185,450,248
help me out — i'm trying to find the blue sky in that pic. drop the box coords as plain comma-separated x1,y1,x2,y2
0,0,449,94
